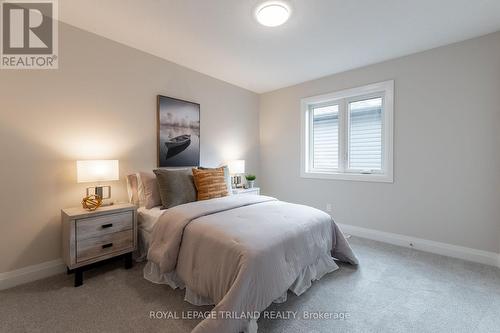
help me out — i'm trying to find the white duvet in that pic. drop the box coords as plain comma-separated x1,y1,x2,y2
146,195,358,333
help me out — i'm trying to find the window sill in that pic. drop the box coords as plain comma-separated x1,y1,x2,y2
300,171,393,183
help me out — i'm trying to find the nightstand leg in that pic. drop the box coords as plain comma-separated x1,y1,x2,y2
124,252,133,269
74,268,83,287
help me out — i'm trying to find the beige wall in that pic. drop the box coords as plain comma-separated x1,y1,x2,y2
260,32,500,253
0,23,259,273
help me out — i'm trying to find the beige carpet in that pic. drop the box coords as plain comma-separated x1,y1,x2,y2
1,237,499,333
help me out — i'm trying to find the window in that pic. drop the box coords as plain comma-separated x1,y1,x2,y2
301,80,393,182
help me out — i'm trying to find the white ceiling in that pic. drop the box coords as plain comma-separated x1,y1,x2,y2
60,0,500,93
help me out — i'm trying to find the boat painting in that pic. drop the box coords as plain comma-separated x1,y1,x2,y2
165,134,191,159
157,95,200,167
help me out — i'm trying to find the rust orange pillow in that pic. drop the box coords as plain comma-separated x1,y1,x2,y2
192,167,229,201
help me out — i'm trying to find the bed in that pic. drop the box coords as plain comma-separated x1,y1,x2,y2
128,173,358,333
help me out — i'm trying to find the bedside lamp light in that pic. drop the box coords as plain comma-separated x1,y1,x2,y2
227,159,245,188
77,160,119,209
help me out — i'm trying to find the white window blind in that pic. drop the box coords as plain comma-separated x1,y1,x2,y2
348,97,383,171
312,105,339,170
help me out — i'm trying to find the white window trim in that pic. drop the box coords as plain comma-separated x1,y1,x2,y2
300,80,394,183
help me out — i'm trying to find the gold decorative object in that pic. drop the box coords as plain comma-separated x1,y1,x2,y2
81,195,102,211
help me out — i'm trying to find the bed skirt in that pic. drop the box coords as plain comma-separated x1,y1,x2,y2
143,251,339,333
133,227,151,262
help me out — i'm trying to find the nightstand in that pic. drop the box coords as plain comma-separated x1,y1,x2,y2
61,203,137,287
232,187,260,195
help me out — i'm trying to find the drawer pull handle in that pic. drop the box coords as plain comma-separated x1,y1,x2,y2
102,223,113,229
102,243,113,249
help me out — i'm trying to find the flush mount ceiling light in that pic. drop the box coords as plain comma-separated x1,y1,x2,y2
255,1,291,27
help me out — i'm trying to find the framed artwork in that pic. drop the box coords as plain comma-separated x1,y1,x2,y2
157,95,200,167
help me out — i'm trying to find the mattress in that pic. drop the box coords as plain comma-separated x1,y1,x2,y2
135,206,165,261
137,206,164,232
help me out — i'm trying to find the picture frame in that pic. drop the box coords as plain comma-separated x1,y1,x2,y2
157,95,200,167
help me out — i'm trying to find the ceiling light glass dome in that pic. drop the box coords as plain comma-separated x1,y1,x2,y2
255,1,291,27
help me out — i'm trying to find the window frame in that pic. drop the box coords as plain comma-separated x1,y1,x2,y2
300,80,394,183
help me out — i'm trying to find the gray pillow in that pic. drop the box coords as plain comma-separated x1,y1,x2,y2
153,169,197,209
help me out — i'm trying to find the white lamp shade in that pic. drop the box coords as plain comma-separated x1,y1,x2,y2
227,160,245,174
77,160,119,183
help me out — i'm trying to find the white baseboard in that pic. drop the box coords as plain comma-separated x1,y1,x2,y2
338,223,500,268
0,259,66,291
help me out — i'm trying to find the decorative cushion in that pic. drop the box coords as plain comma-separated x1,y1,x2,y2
192,167,229,201
153,169,197,209
126,173,140,206
138,172,162,209
198,165,232,195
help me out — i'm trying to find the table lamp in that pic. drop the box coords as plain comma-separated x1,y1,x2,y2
77,160,119,210
227,160,245,188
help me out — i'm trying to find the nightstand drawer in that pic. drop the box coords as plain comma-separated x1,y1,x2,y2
76,211,133,241
76,230,134,263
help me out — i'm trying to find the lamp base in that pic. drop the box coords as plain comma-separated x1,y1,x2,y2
231,175,244,188
86,186,111,199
